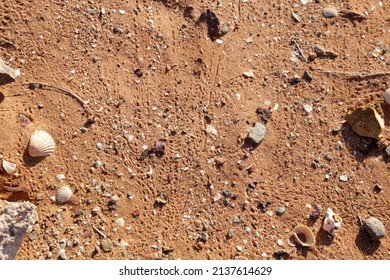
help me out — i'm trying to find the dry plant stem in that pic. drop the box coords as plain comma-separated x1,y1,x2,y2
292,39,308,63
0,36,16,49
25,81,87,108
92,225,107,239
316,69,390,79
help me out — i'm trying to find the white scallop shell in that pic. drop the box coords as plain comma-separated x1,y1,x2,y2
322,208,342,236
2,160,17,174
322,7,339,18
384,88,390,105
292,225,315,247
28,130,56,157
55,186,73,203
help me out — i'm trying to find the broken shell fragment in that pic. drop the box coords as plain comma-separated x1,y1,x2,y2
346,106,384,139
28,130,56,157
2,160,17,174
292,225,315,247
0,58,21,80
55,185,73,204
322,208,342,236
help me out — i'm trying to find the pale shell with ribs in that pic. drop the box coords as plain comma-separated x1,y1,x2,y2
28,130,56,157
54,185,73,204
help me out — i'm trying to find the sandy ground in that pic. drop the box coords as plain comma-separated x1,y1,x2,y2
0,0,389,260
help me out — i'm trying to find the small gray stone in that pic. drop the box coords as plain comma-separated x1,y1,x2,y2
227,229,234,239
220,24,228,36
247,122,267,145
200,232,209,242
100,239,113,252
363,217,386,240
302,70,313,82
275,207,286,216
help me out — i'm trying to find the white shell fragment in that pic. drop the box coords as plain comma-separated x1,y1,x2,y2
28,130,56,157
55,186,73,204
322,208,342,236
292,225,315,247
2,160,17,174
0,58,21,80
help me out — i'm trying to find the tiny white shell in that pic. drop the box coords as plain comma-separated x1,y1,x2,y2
292,225,315,247
323,7,339,18
323,208,342,236
28,130,56,157
2,160,17,174
115,218,125,227
55,186,73,203
384,88,390,105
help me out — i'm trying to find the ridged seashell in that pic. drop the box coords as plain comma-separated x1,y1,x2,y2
55,186,73,204
292,225,315,247
384,88,390,105
28,130,56,157
323,208,342,236
2,160,17,174
323,7,339,18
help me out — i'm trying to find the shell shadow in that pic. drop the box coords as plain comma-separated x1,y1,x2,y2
354,227,380,255
22,146,45,167
314,227,334,246
0,73,14,86
340,123,381,162
0,91,4,104
3,190,31,202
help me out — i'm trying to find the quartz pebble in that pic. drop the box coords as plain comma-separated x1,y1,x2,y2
339,174,348,182
96,143,104,150
242,70,254,78
247,122,267,145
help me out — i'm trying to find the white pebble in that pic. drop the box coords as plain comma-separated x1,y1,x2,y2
115,218,125,227
55,174,66,182
339,174,348,182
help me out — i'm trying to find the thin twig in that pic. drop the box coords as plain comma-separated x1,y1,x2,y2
315,69,390,80
24,81,88,108
0,36,16,49
292,39,308,63
92,225,107,239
